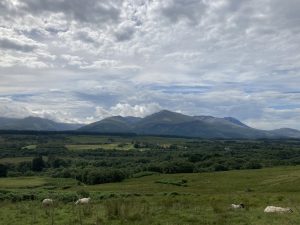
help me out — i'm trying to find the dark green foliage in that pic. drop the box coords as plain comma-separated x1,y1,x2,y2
245,161,262,169
51,167,127,185
0,164,7,177
47,155,69,168
132,171,157,178
213,163,228,171
76,189,90,198
83,168,127,185
155,179,188,186
17,161,32,173
161,161,194,173
31,156,45,171
1,133,300,184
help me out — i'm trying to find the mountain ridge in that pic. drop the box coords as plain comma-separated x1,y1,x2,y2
0,116,83,131
78,110,300,139
0,111,299,139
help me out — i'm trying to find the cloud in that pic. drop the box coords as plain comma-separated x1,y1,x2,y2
75,31,98,44
0,0,299,129
158,0,207,24
0,38,36,52
114,21,136,41
109,103,162,117
246,108,300,130
20,0,122,24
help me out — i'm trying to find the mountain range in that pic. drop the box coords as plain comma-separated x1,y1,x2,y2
0,116,82,131
78,110,300,139
0,110,300,139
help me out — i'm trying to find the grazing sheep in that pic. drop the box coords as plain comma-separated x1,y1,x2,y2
231,203,245,209
42,198,53,207
264,206,293,213
75,197,91,205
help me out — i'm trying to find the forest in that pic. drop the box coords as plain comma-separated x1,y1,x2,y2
1,133,300,186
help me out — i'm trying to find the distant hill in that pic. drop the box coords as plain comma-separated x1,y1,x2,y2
78,116,135,133
78,110,300,139
0,117,82,131
1,111,300,139
269,128,300,138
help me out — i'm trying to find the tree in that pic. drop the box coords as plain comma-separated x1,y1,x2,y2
17,161,32,173
32,156,45,171
245,161,262,169
0,164,7,177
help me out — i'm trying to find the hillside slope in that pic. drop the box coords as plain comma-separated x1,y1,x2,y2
0,117,82,131
79,110,298,138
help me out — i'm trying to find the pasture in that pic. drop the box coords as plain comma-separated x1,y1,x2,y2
65,143,134,151
0,166,300,225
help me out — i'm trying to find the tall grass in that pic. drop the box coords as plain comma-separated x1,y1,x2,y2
104,198,150,222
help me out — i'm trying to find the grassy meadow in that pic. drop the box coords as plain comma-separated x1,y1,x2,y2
1,166,300,225
1,134,300,224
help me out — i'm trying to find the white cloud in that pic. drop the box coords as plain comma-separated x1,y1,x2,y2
0,0,299,129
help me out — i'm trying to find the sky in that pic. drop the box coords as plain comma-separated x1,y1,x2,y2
0,0,300,130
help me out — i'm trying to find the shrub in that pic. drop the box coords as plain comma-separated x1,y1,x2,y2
214,163,228,171
32,156,45,171
0,164,7,177
162,161,194,174
245,161,262,169
132,171,157,178
155,179,188,187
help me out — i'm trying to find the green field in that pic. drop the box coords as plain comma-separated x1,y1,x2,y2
66,143,134,151
0,166,300,225
0,157,33,164
0,177,77,189
1,134,300,224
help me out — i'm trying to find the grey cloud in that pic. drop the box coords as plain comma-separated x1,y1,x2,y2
45,27,69,35
0,0,299,130
0,0,17,18
22,28,48,41
159,0,207,24
0,38,36,52
75,31,97,44
270,0,300,27
114,23,136,41
21,0,122,24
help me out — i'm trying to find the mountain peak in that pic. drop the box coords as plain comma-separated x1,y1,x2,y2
154,109,178,115
142,110,192,123
223,117,249,128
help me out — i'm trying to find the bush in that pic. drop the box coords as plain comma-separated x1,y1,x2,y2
0,164,8,177
213,163,228,171
155,179,188,187
88,169,126,185
245,161,262,169
162,161,194,173
32,156,45,171
132,171,157,178
77,189,90,198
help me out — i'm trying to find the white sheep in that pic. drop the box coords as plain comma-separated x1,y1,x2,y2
75,197,91,205
42,198,53,207
231,203,245,209
264,206,293,213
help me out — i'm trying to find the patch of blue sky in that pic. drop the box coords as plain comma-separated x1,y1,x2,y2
9,93,38,102
271,68,300,75
271,104,300,110
74,92,120,107
148,84,212,94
